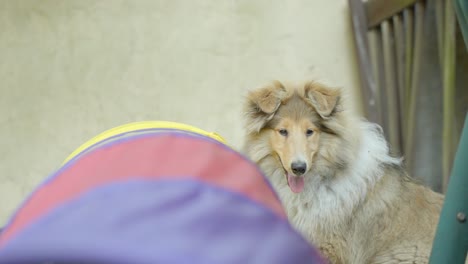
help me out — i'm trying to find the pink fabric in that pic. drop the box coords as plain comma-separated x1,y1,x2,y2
0,133,284,245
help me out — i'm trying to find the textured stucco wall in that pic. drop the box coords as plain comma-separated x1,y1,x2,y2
0,0,361,225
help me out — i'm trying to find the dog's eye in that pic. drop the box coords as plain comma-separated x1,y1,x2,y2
306,129,314,136
278,129,288,137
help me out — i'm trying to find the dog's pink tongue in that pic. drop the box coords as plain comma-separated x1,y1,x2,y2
287,174,305,193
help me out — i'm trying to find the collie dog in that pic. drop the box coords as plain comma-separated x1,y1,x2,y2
242,80,444,263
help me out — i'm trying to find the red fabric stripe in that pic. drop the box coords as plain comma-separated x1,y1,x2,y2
0,134,284,245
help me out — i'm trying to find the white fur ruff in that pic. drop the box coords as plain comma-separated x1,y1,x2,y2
257,121,402,235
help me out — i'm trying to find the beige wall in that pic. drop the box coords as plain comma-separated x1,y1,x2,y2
0,1,361,225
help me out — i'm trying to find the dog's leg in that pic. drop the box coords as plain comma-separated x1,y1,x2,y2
318,243,344,264
370,245,431,264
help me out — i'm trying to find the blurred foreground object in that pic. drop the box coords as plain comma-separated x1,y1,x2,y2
429,114,468,264
0,121,324,264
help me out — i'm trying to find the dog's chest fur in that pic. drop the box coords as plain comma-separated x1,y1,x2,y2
263,165,366,262
259,154,444,264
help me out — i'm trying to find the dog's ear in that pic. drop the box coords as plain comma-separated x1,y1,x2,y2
304,81,341,119
244,81,287,134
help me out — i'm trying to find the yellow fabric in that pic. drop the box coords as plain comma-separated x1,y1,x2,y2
63,121,227,164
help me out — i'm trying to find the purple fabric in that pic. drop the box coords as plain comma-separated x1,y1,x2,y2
0,179,324,264
0,129,280,240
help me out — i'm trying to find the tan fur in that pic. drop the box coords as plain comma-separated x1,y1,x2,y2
242,80,445,264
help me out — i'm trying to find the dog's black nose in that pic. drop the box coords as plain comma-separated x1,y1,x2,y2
291,162,307,176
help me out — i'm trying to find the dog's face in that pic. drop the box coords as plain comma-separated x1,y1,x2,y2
244,81,344,193
269,101,320,178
